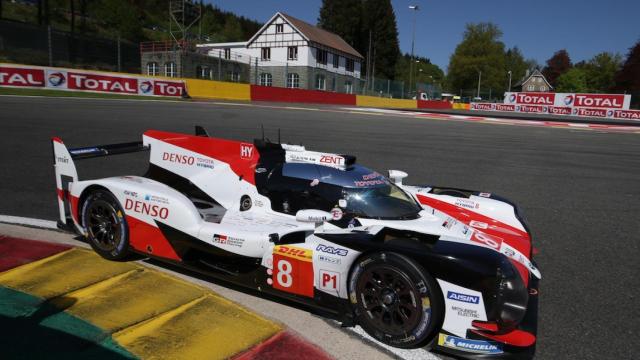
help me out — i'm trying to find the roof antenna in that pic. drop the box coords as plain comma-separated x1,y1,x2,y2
261,124,265,141
278,128,281,144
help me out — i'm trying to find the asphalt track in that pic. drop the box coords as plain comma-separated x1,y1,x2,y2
0,95,639,359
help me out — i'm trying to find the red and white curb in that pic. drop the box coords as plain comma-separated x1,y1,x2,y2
349,107,640,133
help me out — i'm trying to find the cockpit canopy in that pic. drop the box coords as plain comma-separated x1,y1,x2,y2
263,163,422,220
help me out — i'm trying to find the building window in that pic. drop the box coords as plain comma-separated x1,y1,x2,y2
147,62,159,76
344,81,353,94
332,54,339,68
345,58,354,72
315,74,326,90
287,46,298,60
196,66,210,79
227,71,240,82
287,73,299,88
540,86,546,92
316,48,328,65
224,48,231,60
276,24,284,33
165,62,177,77
527,84,534,91
260,73,272,86
261,47,271,61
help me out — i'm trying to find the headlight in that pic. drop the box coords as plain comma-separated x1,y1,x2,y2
495,259,529,332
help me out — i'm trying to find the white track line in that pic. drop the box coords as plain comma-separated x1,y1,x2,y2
0,215,58,229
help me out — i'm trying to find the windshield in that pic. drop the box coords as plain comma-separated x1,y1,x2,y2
266,163,422,220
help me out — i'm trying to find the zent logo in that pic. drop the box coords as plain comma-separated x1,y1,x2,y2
316,244,348,256
447,291,479,304
319,155,344,165
240,143,254,159
48,72,66,87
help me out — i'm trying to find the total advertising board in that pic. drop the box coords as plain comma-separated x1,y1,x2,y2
0,64,185,97
470,92,638,121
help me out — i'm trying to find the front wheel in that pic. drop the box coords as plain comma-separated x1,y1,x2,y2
81,189,130,260
348,252,443,348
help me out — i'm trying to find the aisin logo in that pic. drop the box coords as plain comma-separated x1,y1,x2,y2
139,81,153,93
564,95,574,106
509,94,516,103
48,72,65,87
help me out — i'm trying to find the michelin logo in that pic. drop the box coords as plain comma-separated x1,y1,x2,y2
447,291,479,304
438,334,503,354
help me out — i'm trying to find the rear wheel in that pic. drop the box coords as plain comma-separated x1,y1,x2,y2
81,189,130,260
349,252,443,348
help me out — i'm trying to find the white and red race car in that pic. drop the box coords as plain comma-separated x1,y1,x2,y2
52,127,540,359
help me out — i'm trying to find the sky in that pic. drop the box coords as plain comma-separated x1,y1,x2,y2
207,0,640,73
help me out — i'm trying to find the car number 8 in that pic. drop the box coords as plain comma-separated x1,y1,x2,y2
276,259,292,288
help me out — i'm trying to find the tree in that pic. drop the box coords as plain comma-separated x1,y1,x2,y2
542,50,572,87
556,67,588,92
363,0,400,79
446,22,507,96
505,46,528,89
395,54,444,85
579,52,622,92
222,15,244,42
318,0,363,50
614,40,640,94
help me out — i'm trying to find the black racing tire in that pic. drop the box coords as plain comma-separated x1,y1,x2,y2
348,252,443,348
81,189,130,261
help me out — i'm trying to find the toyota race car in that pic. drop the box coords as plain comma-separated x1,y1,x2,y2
52,127,541,359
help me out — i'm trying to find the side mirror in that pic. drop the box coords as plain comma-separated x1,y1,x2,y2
295,209,331,231
388,170,408,185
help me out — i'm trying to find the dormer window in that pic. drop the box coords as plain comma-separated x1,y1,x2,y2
276,24,284,33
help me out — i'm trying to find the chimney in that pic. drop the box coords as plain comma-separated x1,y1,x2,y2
525,69,530,78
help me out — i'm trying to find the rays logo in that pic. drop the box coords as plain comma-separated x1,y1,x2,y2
508,94,516,103
564,95,574,106
48,72,66,87
139,81,153,93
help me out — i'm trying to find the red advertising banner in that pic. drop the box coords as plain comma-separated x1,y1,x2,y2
0,66,45,87
0,63,185,97
506,92,555,105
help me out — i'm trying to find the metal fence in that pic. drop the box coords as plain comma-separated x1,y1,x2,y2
0,20,140,73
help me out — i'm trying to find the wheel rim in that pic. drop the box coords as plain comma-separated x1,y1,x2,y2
357,264,424,336
86,199,122,252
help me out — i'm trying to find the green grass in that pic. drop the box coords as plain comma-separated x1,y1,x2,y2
0,87,185,101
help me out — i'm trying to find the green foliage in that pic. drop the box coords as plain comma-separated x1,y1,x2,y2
577,52,622,92
505,47,528,88
614,40,640,93
446,23,507,96
394,54,443,88
542,50,572,87
318,0,400,79
555,67,588,92
95,0,144,41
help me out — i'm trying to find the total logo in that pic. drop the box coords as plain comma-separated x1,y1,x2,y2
48,72,66,87
563,95,574,106
139,80,153,94
607,110,614,117
508,94,517,103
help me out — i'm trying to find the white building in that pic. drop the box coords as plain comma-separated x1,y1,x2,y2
197,12,363,92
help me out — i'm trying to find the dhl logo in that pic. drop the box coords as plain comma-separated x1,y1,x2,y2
274,245,312,261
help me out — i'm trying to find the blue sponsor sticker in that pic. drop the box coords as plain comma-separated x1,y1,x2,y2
438,334,503,354
69,147,100,155
447,291,479,304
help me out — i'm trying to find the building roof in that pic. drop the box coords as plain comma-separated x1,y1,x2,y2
513,69,553,89
247,12,363,59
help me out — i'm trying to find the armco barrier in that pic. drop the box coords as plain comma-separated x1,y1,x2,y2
250,85,356,105
356,95,417,109
417,100,452,110
185,78,250,101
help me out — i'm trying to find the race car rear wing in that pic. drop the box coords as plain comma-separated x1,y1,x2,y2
51,137,149,230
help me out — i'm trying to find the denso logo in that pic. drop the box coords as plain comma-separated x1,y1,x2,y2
316,244,348,256
447,291,480,304
514,93,554,105
574,94,624,108
48,72,66,87
124,198,169,219
319,155,344,165
162,152,194,165
0,68,45,86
